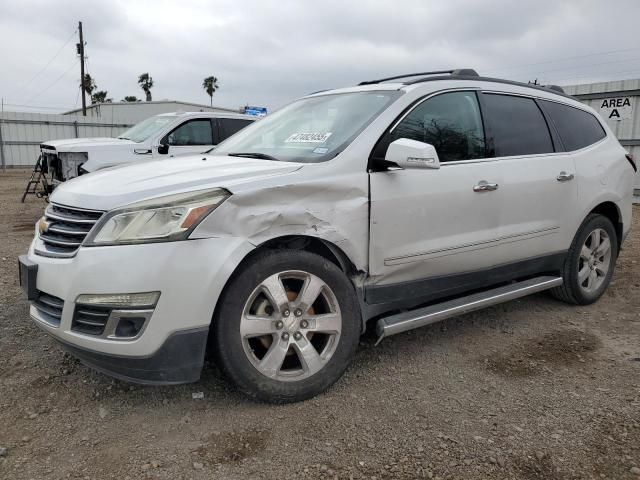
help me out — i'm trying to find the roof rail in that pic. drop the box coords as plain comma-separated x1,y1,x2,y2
358,69,479,86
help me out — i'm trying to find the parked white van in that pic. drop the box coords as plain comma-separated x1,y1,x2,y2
19,69,636,403
40,112,255,182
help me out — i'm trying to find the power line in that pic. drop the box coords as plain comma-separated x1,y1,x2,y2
548,65,640,85
517,57,640,84
11,28,78,99
2,103,75,111
485,47,640,75
23,59,79,105
2,98,80,106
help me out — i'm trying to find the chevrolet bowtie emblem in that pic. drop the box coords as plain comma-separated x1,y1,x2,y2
38,218,50,235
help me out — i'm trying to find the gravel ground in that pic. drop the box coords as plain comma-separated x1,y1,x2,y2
0,169,639,480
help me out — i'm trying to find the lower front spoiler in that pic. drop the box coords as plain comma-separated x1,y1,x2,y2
44,326,210,385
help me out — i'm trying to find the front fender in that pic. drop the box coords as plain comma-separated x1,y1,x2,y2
190,173,370,272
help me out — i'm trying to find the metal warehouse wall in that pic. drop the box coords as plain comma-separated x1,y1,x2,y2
564,79,640,196
0,111,132,168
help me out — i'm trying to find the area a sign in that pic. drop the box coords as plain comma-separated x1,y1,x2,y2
599,97,632,121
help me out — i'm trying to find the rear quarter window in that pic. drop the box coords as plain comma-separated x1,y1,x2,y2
540,100,606,151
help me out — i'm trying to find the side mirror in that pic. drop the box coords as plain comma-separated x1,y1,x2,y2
384,139,440,170
157,144,169,155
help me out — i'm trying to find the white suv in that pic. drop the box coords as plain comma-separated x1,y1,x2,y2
19,69,636,403
40,111,255,182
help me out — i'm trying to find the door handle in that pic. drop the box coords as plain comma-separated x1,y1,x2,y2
473,181,499,192
556,171,575,182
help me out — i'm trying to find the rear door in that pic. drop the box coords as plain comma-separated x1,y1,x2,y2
480,92,578,264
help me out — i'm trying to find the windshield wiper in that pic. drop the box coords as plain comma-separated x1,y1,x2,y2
118,136,130,140
228,152,279,161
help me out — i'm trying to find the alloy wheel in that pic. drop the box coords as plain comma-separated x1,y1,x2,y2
240,270,342,381
578,228,612,293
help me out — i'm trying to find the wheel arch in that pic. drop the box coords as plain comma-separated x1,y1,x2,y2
206,235,365,358
588,201,623,248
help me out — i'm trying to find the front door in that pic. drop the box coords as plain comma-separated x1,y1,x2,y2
156,118,216,158
368,90,505,304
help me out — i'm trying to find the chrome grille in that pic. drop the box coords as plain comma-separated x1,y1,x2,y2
32,291,64,327
36,203,103,258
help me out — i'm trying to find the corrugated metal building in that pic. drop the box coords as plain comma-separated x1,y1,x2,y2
0,111,132,168
563,79,640,199
0,100,242,167
63,100,241,123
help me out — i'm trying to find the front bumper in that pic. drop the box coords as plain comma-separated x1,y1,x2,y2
42,325,210,384
24,235,253,383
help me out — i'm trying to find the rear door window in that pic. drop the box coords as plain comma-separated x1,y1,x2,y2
482,94,554,157
218,118,253,141
540,100,606,151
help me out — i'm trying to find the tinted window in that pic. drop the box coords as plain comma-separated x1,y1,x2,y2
483,94,554,156
540,100,606,151
219,118,253,141
385,91,486,162
166,120,213,146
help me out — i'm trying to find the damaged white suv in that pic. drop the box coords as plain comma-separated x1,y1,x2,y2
19,69,635,403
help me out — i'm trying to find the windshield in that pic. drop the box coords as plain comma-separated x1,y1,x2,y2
213,91,401,163
118,115,175,143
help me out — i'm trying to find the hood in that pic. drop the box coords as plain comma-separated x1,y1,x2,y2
50,155,303,211
42,137,136,152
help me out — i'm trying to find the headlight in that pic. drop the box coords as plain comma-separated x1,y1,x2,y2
84,188,230,246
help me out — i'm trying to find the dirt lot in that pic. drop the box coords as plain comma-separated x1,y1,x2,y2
0,169,639,480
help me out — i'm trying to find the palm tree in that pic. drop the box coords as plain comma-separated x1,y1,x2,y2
81,73,96,97
122,96,139,102
138,73,154,101
91,90,112,104
202,76,219,106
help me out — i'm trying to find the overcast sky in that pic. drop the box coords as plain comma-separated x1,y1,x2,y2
1,0,640,113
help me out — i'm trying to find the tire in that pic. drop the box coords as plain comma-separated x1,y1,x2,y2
213,249,361,403
551,214,618,305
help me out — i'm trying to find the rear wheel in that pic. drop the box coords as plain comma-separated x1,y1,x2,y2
551,214,618,305
213,250,361,403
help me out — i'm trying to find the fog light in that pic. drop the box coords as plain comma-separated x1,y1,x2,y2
76,292,160,308
114,316,147,338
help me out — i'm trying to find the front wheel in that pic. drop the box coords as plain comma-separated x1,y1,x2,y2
213,250,361,403
551,214,618,305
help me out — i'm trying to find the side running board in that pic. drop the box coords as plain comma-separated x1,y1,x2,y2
375,276,563,345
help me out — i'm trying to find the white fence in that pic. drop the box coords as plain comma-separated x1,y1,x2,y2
0,111,132,168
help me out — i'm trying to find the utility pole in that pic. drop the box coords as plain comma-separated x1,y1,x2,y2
77,21,86,116
0,97,5,171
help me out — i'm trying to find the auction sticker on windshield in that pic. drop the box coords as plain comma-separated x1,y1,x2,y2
285,132,332,143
